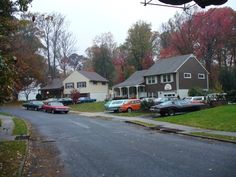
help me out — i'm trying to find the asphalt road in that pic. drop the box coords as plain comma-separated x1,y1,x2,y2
1,107,236,177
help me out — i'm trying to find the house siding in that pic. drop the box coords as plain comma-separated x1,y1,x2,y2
63,71,108,101
145,73,177,97
178,57,208,90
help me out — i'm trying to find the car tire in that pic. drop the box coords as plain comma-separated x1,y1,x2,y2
168,109,175,116
64,111,68,114
26,107,29,110
160,112,165,117
127,108,132,113
51,109,55,114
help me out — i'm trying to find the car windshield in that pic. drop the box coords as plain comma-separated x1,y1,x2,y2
50,102,64,106
32,101,43,105
160,101,173,105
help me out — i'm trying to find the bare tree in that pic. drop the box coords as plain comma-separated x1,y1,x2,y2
58,31,77,76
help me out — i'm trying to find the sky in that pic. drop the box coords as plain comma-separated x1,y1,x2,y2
29,0,236,55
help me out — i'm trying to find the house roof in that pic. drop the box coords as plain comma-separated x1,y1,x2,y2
144,54,193,76
40,78,63,90
113,70,148,88
78,71,108,82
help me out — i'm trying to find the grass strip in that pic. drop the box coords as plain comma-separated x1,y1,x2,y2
0,141,26,177
190,132,236,142
130,120,157,127
13,118,28,135
70,101,105,112
155,105,236,132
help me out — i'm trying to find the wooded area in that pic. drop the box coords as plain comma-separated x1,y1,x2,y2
0,0,235,103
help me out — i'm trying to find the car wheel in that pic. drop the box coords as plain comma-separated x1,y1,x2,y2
64,111,68,114
160,112,165,117
26,107,29,110
35,107,38,111
168,109,175,116
51,109,55,114
127,108,132,113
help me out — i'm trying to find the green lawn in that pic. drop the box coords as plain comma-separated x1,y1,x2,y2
13,118,28,135
0,141,26,177
155,105,236,132
190,132,236,142
70,101,106,112
0,114,28,177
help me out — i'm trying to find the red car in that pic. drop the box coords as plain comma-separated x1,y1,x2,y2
42,101,69,114
119,99,141,112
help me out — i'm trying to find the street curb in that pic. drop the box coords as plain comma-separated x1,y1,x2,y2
125,120,236,144
179,132,236,144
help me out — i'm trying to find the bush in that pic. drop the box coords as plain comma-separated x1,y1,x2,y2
71,89,80,103
36,93,42,100
226,90,236,103
141,100,154,111
188,87,205,96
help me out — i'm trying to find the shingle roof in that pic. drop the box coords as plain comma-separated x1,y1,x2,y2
79,71,108,82
113,70,148,88
40,78,63,90
144,54,193,76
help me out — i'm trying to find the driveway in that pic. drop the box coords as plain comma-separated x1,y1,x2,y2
1,107,236,177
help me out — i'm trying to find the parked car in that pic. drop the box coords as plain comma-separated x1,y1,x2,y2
183,96,205,103
104,99,128,112
78,97,96,103
119,99,141,112
150,100,205,116
58,98,73,105
22,100,44,111
153,97,177,105
42,101,69,114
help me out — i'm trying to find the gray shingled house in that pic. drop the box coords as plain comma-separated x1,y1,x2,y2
40,78,64,99
112,70,148,99
144,54,209,98
113,54,209,99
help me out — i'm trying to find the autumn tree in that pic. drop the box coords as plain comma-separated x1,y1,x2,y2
0,0,33,102
124,20,159,71
160,7,236,89
58,31,77,77
68,53,87,71
34,12,77,79
86,32,116,87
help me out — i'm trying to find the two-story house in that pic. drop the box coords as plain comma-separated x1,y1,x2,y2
144,54,209,98
63,71,109,101
113,54,209,99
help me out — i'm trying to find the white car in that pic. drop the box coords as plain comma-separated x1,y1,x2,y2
104,99,128,112
183,96,205,103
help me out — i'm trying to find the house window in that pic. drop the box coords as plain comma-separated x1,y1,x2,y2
93,81,97,85
77,82,86,88
146,76,157,84
102,82,106,85
161,74,173,83
65,82,74,89
184,73,192,79
198,73,205,79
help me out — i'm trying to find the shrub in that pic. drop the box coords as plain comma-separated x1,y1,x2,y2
141,100,154,111
71,89,80,103
226,90,236,103
36,93,42,100
188,87,205,96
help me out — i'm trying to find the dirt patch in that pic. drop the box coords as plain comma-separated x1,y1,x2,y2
22,126,69,177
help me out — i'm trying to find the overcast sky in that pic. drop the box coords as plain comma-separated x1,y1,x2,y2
29,0,236,55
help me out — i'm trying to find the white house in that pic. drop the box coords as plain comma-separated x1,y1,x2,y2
63,71,109,101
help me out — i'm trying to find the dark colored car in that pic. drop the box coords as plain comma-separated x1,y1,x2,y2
42,101,69,114
78,97,96,103
58,98,73,105
150,100,205,116
22,100,44,111
153,97,178,105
